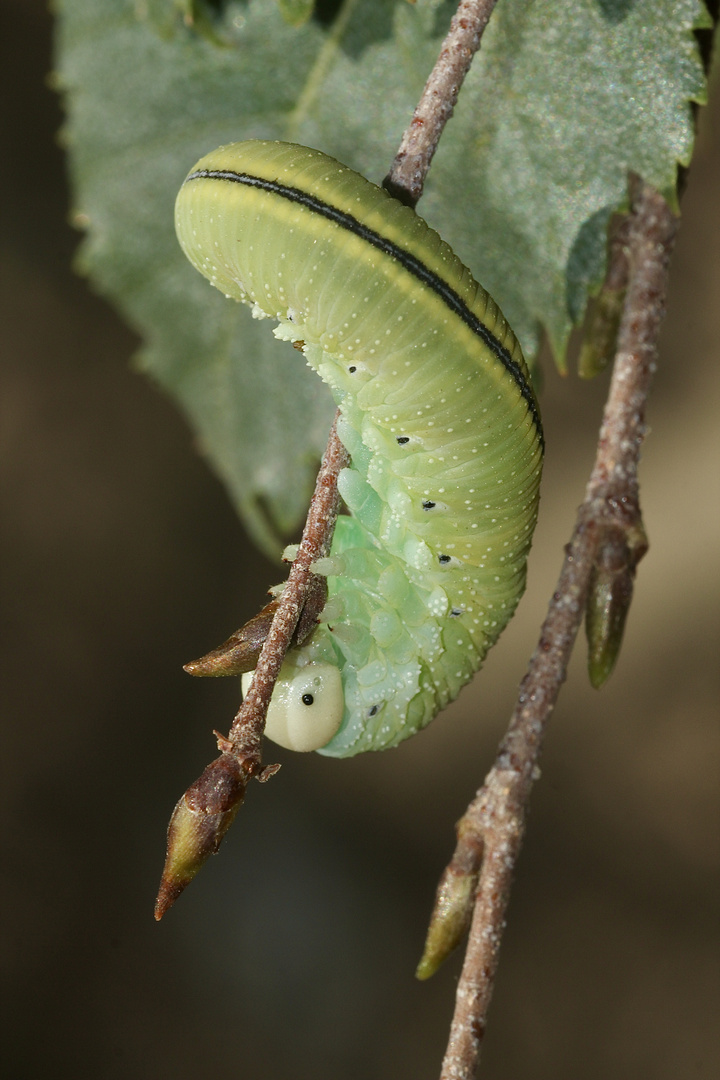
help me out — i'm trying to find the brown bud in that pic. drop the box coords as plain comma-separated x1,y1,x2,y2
154,754,245,920
183,602,280,676
183,577,328,678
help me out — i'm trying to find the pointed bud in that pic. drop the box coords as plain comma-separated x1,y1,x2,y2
154,754,246,920
183,576,328,679
415,861,479,981
586,562,634,689
184,602,280,677
586,522,647,689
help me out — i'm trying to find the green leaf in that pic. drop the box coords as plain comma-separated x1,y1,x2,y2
56,0,339,553
276,0,316,28
408,0,711,366
54,0,709,547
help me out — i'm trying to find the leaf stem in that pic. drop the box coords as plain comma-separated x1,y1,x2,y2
384,0,499,206
223,417,348,769
284,0,361,141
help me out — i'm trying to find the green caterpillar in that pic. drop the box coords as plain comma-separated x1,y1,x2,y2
175,141,543,757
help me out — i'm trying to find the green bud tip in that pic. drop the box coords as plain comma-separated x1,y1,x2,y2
154,754,246,921
415,866,478,980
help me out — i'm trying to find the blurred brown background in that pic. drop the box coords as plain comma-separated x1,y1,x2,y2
2,3,718,1078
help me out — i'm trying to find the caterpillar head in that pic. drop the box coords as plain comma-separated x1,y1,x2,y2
241,659,344,752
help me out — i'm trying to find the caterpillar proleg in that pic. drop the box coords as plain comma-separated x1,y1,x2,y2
175,141,543,757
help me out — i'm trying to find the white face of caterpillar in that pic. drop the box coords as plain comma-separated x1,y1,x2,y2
241,660,344,752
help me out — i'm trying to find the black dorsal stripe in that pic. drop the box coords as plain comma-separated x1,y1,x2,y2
186,168,543,444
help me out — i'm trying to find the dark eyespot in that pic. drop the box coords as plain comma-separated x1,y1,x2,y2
396,436,409,445
368,704,379,717
438,554,451,564
450,607,463,617
301,693,314,706
422,500,436,510
348,366,357,373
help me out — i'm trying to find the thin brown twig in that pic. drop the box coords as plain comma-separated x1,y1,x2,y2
438,180,678,1080
222,416,349,769
384,0,499,206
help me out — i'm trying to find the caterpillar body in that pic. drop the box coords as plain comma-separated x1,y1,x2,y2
175,141,543,757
